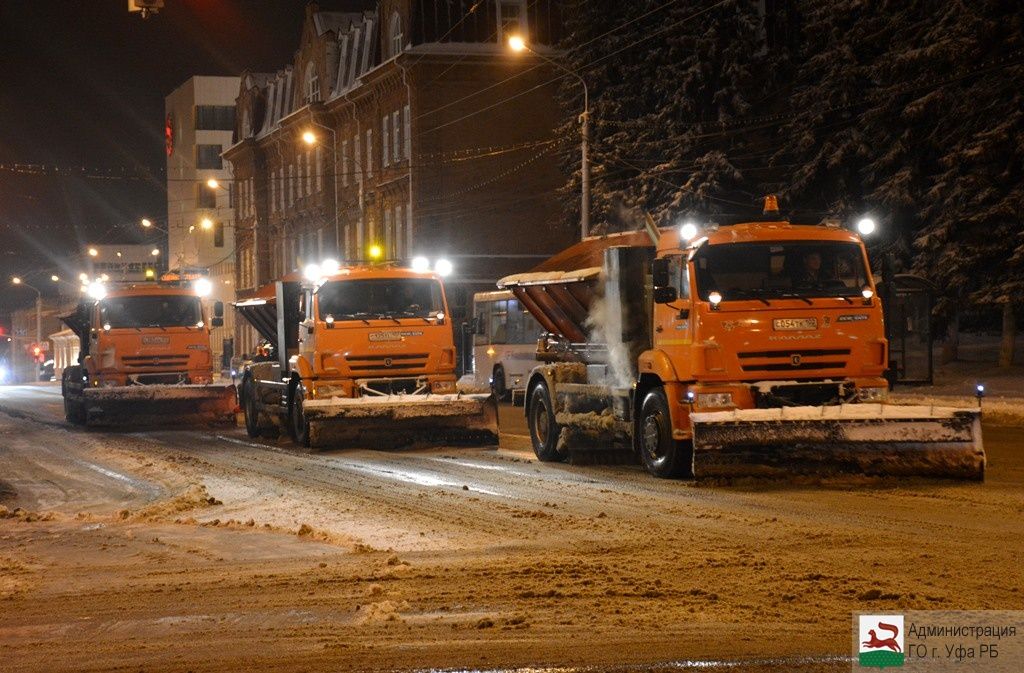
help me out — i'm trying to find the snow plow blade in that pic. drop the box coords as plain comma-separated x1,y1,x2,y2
302,393,499,448
690,405,984,480
82,383,237,427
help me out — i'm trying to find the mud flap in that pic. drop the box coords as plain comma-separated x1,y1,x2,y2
302,393,499,449
83,384,238,427
690,405,984,480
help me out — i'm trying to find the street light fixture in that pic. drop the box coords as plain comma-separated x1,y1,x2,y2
508,35,590,239
301,130,317,146
206,178,220,190
88,247,99,257
200,217,214,230
151,248,160,257
50,275,59,282
10,277,43,364
141,218,153,228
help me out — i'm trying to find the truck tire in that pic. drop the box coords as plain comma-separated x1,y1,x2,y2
242,377,262,438
491,365,508,401
528,381,566,462
289,384,311,448
62,367,86,426
638,388,692,479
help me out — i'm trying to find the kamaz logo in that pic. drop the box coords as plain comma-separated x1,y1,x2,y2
791,354,802,366
384,358,393,367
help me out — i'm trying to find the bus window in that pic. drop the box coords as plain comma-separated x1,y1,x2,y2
473,301,490,346
489,300,508,344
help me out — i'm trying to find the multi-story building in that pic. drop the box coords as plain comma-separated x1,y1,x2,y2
224,1,572,360
165,75,240,369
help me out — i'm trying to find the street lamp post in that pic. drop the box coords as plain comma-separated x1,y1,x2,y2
11,278,42,347
303,123,341,255
509,35,590,239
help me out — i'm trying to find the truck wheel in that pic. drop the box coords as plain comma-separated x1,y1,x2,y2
289,385,311,448
638,388,692,479
528,381,565,462
491,365,508,401
242,378,262,438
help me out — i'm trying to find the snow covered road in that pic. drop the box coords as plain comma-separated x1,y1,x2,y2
0,383,1021,672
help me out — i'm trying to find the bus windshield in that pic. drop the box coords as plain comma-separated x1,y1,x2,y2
100,295,202,328
693,241,871,301
317,278,445,321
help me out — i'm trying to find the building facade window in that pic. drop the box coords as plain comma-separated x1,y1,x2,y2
389,12,403,59
391,110,401,162
382,114,390,167
195,105,235,130
196,144,223,169
496,0,527,41
304,62,320,103
197,183,216,209
214,221,225,248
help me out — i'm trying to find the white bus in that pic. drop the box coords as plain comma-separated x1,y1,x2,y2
465,290,545,400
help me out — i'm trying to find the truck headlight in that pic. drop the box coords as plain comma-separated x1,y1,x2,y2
858,386,888,402
432,380,456,394
696,392,733,408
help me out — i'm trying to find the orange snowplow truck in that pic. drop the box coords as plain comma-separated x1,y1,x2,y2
234,262,498,448
499,198,984,480
60,281,237,426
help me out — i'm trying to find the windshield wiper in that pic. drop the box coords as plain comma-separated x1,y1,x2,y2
728,289,772,306
394,310,432,324
779,293,814,305
339,312,372,325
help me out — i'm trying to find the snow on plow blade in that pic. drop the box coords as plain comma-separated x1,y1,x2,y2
303,393,499,449
690,404,984,480
82,384,237,427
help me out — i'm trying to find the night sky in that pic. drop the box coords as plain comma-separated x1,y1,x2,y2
0,0,370,313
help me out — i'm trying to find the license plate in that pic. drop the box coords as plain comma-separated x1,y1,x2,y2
142,336,170,345
368,330,423,342
773,318,817,331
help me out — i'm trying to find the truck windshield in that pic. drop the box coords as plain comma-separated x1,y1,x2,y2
317,278,444,321
693,241,871,301
100,295,202,328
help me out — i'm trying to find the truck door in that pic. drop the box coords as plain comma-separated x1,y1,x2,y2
652,254,693,379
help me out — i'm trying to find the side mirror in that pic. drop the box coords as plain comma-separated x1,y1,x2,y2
653,286,678,304
211,317,224,328
652,258,670,288
214,301,224,318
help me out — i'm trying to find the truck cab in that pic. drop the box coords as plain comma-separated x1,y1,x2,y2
60,281,235,427
293,266,459,399
78,284,221,387
641,221,889,437
236,262,497,448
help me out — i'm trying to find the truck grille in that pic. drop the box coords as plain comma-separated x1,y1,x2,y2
345,353,429,373
738,348,850,373
121,355,190,369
